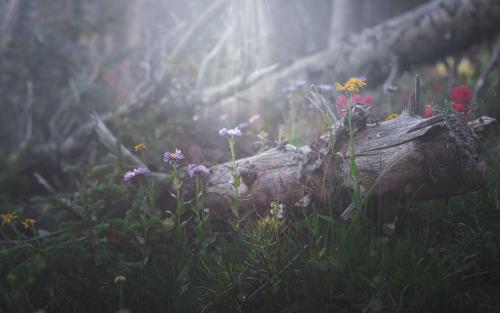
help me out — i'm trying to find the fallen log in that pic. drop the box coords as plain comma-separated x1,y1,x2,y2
199,108,496,221
211,0,500,111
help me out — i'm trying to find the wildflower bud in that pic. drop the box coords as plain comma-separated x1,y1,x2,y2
133,142,146,152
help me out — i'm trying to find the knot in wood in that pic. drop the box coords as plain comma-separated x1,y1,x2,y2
350,103,369,130
240,168,258,187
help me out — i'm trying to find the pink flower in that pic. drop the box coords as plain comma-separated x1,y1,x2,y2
336,95,349,119
451,85,472,104
450,85,472,119
362,93,374,106
337,93,375,119
352,93,374,108
453,102,465,114
423,104,434,118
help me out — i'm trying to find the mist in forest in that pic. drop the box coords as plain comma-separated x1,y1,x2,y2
0,1,499,312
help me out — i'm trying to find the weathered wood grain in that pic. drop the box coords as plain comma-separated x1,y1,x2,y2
199,113,496,219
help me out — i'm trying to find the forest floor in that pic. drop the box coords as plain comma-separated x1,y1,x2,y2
1,49,500,313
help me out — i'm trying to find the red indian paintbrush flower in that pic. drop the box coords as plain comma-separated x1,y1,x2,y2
423,104,433,118
451,85,472,104
336,93,375,119
450,85,472,119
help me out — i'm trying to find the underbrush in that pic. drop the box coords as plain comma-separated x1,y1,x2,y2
1,55,499,313
0,152,499,312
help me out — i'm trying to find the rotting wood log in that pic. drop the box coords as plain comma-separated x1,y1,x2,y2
199,110,496,221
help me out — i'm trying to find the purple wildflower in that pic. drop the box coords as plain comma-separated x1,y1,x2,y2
163,148,184,164
238,122,249,129
188,164,210,177
218,128,228,136
295,80,306,86
248,114,260,123
318,84,334,92
219,127,242,137
281,85,296,93
228,127,242,137
123,166,150,182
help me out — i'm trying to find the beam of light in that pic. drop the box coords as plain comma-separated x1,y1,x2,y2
201,0,275,91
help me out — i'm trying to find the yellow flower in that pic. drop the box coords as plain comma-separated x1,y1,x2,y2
348,77,367,87
335,77,367,93
458,58,474,78
133,143,146,152
1,212,17,226
435,62,448,77
21,218,37,229
385,113,399,120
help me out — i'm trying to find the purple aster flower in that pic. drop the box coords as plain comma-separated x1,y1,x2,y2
123,166,150,181
238,122,249,129
218,128,228,136
227,127,241,137
281,85,296,93
163,148,184,164
318,84,334,92
295,80,306,86
123,171,135,181
219,127,242,137
188,164,210,177
135,167,149,175
248,114,260,123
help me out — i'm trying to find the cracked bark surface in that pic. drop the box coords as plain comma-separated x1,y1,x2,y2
199,112,496,220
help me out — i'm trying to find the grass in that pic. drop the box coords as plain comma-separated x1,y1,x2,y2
1,67,499,312
1,152,499,312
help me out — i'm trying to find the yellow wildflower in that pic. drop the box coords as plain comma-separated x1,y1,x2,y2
435,62,448,77
21,218,37,229
335,77,367,93
348,77,367,87
385,113,399,121
458,58,474,78
133,142,146,152
1,212,17,226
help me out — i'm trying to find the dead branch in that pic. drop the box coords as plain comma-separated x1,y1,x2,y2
383,55,400,93
19,81,33,150
473,39,500,102
167,0,229,65
196,23,234,90
92,113,145,168
198,63,280,104
211,0,500,113
0,0,21,47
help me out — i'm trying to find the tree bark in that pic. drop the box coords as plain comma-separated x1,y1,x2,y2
200,112,496,220
210,0,500,108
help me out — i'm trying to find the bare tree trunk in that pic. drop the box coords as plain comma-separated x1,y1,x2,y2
211,0,500,108
329,0,362,45
200,111,496,219
0,0,22,47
